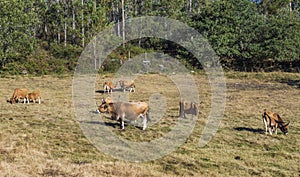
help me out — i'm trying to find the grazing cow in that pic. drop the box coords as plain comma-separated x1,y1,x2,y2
103,81,117,94
97,100,150,130
179,100,201,118
28,90,41,104
9,88,29,104
119,80,135,92
262,109,290,135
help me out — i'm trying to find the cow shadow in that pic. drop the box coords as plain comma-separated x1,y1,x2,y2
80,120,119,128
281,79,300,89
95,88,124,94
234,127,264,134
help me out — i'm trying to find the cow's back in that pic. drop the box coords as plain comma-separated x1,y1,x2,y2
266,111,284,123
113,102,148,120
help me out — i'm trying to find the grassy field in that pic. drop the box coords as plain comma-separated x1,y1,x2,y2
0,72,299,176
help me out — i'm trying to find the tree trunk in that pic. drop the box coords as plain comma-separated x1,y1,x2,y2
122,0,125,47
81,0,85,47
117,1,121,37
64,0,67,46
72,0,76,44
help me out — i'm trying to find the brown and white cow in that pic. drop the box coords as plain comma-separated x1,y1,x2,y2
119,80,135,92
103,81,117,94
28,90,41,104
97,100,150,130
179,100,201,118
9,88,29,104
262,109,290,135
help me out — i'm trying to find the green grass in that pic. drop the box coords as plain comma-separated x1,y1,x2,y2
0,72,299,176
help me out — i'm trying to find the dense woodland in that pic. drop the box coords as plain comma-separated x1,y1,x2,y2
0,0,299,75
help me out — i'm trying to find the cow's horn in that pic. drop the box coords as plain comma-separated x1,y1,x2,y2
285,121,290,126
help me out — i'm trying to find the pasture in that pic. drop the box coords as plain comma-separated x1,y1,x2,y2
0,72,299,176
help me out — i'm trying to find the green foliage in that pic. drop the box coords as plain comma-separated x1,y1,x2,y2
262,9,300,61
0,0,299,74
0,0,36,68
190,0,300,71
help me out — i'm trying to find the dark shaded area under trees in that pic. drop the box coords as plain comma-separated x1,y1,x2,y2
0,0,299,75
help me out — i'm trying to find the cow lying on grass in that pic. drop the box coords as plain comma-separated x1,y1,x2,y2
103,81,117,94
262,109,290,135
97,99,150,130
119,80,135,92
179,100,201,118
9,88,29,104
28,90,41,104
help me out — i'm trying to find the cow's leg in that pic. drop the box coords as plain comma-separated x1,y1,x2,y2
38,97,41,104
275,124,278,135
119,115,125,130
268,127,273,135
263,117,268,135
119,119,124,130
121,120,125,130
142,115,147,130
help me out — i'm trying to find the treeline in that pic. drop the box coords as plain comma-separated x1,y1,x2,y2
0,0,299,75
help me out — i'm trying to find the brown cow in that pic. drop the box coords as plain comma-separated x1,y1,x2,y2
262,109,290,135
179,100,201,118
28,90,41,104
119,80,135,92
9,88,29,104
97,100,150,130
103,81,117,94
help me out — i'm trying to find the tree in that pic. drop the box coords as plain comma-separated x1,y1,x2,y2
0,0,36,68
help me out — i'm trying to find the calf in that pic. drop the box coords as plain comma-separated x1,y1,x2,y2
179,100,201,118
28,90,41,104
9,88,29,104
119,80,135,92
103,81,117,94
262,109,289,135
97,100,150,130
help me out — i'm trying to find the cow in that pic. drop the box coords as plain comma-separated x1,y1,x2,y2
179,100,201,118
119,80,135,92
28,90,41,104
262,109,290,135
9,88,29,104
97,100,150,130
103,81,117,94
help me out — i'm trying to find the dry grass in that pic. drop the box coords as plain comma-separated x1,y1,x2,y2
0,72,299,176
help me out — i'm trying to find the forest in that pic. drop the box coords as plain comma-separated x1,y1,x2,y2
0,0,299,75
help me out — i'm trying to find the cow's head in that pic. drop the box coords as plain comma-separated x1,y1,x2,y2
98,102,109,113
9,98,16,104
97,98,113,113
279,121,290,135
